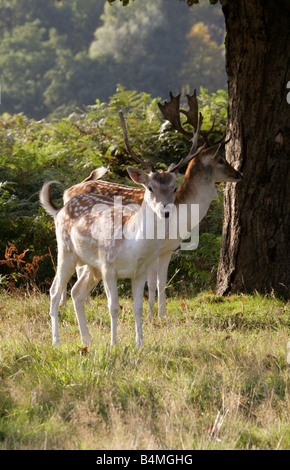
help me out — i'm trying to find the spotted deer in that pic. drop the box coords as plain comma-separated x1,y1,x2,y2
62,92,243,318
40,129,205,346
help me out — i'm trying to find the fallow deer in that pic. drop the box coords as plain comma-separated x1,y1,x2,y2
62,92,242,318
40,129,205,346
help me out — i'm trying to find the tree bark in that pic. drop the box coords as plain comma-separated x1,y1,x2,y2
217,0,290,296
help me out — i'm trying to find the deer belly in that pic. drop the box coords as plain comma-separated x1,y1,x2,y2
160,238,180,256
114,244,160,279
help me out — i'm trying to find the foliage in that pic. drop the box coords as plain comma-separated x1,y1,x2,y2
180,22,226,92
108,0,219,8
0,243,50,292
90,0,164,62
197,87,228,132
0,1,105,118
0,291,289,449
0,0,225,119
0,87,228,292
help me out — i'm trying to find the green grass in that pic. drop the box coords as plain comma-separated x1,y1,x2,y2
0,290,289,450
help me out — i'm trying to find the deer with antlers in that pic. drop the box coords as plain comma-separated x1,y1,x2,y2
40,148,183,347
62,92,242,318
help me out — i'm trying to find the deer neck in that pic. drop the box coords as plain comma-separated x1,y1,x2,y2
112,200,167,278
124,200,168,243
176,158,217,221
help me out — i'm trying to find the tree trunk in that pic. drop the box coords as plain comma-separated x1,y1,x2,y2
217,0,290,297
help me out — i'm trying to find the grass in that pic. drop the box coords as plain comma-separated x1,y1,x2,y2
0,290,289,450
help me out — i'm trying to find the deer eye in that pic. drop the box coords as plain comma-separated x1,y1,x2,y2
174,187,178,192
218,157,225,164
148,186,153,192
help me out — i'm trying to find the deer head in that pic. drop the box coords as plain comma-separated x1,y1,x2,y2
158,90,242,184
127,167,177,219
186,143,242,183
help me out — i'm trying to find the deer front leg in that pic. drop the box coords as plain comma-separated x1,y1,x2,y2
132,273,147,348
102,269,119,346
157,252,172,318
146,260,157,318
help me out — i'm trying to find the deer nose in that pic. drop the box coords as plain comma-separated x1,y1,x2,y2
160,208,171,219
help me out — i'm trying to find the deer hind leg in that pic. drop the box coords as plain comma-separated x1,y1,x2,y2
50,250,77,345
147,260,157,318
60,289,67,308
71,265,100,346
60,265,90,308
132,273,147,348
76,265,91,306
157,252,172,318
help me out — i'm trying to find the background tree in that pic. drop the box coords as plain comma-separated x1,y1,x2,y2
90,0,225,99
0,0,104,117
216,0,290,297
180,21,226,92
0,20,54,117
0,0,225,118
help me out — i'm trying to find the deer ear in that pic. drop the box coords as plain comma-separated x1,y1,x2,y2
200,144,221,163
127,167,149,186
209,144,221,159
83,166,108,182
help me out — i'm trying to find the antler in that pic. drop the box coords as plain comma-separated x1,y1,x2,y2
158,90,230,149
167,112,205,173
180,90,215,146
180,90,199,130
158,92,192,138
119,112,154,172
158,91,206,172
119,94,224,175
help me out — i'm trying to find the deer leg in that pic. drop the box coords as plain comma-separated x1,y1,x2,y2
147,260,157,318
157,252,172,318
132,273,147,348
60,265,90,308
50,251,77,345
102,269,119,346
71,265,99,346
50,276,62,346
76,265,91,305
60,289,67,308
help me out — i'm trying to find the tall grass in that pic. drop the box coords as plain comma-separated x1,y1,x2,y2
0,291,289,450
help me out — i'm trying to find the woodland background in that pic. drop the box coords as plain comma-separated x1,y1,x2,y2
0,0,289,451
0,0,226,119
